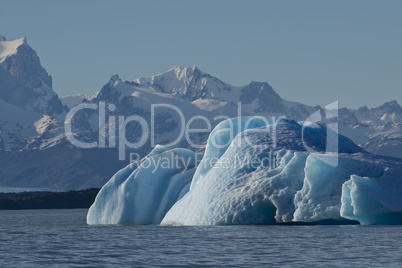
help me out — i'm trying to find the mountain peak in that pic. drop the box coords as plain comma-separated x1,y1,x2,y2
247,81,279,96
171,65,199,71
248,81,270,87
240,80,283,111
0,35,63,115
0,36,27,63
139,65,206,86
382,100,400,107
134,66,232,101
109,74,121,84
378,100,402,113
168,65,203,80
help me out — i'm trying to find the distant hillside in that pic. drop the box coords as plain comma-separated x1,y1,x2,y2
0,188,100,210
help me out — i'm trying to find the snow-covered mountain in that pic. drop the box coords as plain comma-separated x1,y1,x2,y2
0,36,65,116
339,101,402,158
134,66,318,119
0,36,123,190
0,35,401,189
58,65,402,159
0,36,68,151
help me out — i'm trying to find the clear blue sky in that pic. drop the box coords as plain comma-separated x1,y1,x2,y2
1,0,401,108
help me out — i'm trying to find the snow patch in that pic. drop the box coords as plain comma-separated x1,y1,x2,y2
0,37,25,63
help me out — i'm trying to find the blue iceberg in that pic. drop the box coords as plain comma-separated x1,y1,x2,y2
87,118,402,225
87,145,197,224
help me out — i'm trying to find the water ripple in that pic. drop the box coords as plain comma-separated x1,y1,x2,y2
1,209,402,267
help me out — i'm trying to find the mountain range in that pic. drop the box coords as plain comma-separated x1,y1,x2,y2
1,35,401,190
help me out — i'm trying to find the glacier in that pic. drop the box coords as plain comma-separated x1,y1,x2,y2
87,117,402,225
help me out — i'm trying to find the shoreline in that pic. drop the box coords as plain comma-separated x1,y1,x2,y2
0,188,100,210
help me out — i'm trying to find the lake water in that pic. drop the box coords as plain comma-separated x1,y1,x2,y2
1,209,402,267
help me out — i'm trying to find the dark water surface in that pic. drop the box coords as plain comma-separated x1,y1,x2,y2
0,209,401,267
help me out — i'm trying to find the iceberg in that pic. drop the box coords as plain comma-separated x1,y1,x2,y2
341,170,402,225
87,145,197,224
87,117,402,225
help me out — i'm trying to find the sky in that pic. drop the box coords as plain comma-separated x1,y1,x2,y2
1,0,401,108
